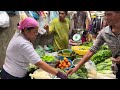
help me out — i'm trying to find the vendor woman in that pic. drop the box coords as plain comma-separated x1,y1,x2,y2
0,17,68,79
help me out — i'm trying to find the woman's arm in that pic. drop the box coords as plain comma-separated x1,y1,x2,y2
35,61,58,75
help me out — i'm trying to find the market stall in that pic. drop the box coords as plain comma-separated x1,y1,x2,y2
27,41,115,79
17,11,115,79
1,11,118,79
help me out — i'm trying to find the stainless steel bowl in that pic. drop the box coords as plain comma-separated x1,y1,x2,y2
72,58,82,66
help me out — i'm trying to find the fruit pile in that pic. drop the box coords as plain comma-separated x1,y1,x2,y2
56,58,71,69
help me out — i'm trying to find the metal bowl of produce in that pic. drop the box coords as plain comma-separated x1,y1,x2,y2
72,58,82,66
58,49,76,61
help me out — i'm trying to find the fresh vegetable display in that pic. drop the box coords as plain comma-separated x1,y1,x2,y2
42,55,56,62
56,68,80,79
35,45,45,58
75,65,88,79
100,44,109,50
91,49,112,65
96,58,112,74
68,73,81,79
56,65,88,79
28,63,38,74
82,41,93,47
32,42,113,79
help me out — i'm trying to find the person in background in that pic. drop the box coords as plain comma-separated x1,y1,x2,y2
0,17,68,79
85,11,93,42
102,18,108,28
66,11,120,79
69,11,91,46
44,11,70,51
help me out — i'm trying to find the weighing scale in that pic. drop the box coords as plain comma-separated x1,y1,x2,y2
72,28,84,44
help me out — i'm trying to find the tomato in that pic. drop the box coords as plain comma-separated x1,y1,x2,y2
67,62,71,67
64,59,69,63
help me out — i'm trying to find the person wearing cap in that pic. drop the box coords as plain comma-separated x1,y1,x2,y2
66,11,120,79
44,11,70,51
0,17,68,79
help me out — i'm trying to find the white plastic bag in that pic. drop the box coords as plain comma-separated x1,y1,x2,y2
85,60,97,77
29,69,53,79
0,11,10,28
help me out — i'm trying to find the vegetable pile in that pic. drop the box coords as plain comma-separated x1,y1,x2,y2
56,65,88,79
90,44,112,65
83,41,93,47
42,55,56,62
56,68,80,79
96,58,112,74
35,45,45,58
75,65,88,79
28,63,38,74
35,45,56,62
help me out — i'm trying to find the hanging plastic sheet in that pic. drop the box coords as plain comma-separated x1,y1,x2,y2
38,11,49,35
19,11,28,21
27,11,39,20
49,11,59,23
0,11,10,28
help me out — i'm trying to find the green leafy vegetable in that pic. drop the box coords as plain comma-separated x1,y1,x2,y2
75,66,88,79
28,64,38,73
42,55,55,62
68,73,80,79
35,45,45,58
91,49,112,65
96,58,112,74
56,66,88,79
82,41,93,47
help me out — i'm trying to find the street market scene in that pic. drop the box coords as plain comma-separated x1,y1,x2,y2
0,11,120,79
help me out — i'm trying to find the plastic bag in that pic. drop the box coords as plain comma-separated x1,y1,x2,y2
19,11,28,21
0,11,10,28
29,69,53,79
85,60,97,77
28,11,39,20
38,15,47,35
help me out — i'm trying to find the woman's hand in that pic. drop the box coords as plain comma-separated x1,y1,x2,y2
66,67,79,76
44,24,49,31
56,71,68,79
111,56,120,64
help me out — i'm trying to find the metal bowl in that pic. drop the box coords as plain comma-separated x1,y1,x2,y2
72,58,82,66
58,49,76,61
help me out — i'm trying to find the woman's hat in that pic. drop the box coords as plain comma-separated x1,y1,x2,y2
18,17,39,30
